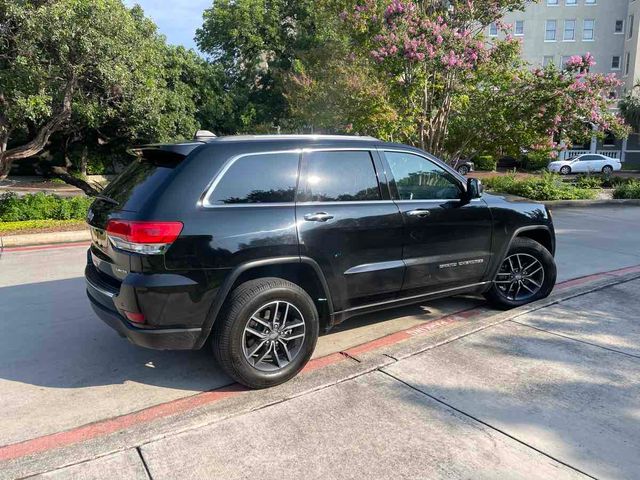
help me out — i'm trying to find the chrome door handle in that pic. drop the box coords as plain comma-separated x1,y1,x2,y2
304,212,334,222
407,209,431,217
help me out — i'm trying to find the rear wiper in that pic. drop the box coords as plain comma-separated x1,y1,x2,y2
95,194,119,206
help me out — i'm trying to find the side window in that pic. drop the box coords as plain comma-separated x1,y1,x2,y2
299,151,381,202
579,155,597,161
208,152,299,205
385,151,461,200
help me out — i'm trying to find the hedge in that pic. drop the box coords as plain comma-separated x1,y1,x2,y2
0,193,93,222
482,173,597,201
613,180,640,199
474,155,496,171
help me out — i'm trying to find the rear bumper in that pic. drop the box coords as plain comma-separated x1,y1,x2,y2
86,268,203,350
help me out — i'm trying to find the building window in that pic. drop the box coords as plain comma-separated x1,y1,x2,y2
564,19,576,41
561,56,572,69
489,22,498,36
585,0,596,4
615,20,624,34
625,52,631,75
515,20,524,36
629,15,635,39
547,0,558,5
583,19,595,41
543,55,555,67
565,0,576,5
545,20,557,41
612,56,621,70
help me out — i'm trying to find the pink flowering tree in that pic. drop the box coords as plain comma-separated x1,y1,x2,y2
447,52,629,159
339,0,529,154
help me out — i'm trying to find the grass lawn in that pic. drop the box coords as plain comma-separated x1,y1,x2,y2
0,219,87,235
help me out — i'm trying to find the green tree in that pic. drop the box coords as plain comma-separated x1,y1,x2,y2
196,0,331,131
0,0,226,182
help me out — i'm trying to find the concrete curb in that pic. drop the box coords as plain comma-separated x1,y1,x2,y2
2,266,639,479
542,199,640,209
0,229,90,248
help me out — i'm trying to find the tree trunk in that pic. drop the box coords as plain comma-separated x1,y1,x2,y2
0,77,76,180
44,165,101,197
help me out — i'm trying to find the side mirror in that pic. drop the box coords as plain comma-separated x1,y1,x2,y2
465,178,483,200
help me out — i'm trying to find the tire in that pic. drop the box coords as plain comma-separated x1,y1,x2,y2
559,166,571,175
484,237,556,310
212,277,319,389
602,165,613,175
457,165,469,175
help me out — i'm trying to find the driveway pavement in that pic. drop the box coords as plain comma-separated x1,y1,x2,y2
1,206,639,478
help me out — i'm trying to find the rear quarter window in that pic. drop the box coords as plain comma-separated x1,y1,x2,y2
207,152,300,205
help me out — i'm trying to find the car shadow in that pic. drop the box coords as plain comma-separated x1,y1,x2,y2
0,277,233,392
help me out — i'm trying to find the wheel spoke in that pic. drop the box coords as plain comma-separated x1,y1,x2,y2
281,333,304,342
278,339,292,361
245,327,267,339
280,302,290,329
508,257,516,272
285,321,305,330
494,280,513,284
247,340,267,358
516,254,523,270
526,266,543,277
515,281,522,299
520,282,536,294
522,259,539,273
256,342,272,365
251,315,272,329
524,277,541,288
272,342,283,368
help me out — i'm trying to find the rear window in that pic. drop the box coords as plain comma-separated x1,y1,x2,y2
298,150,381,202
99,151,185,212
207,152,300,205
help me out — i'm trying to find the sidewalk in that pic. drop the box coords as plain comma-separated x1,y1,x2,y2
5,268,639,479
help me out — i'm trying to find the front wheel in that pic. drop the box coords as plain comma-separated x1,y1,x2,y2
484,237,556,310
212,278,319,389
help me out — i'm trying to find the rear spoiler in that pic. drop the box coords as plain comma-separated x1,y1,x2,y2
127,142,202,161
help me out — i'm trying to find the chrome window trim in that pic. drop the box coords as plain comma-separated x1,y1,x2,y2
200,145,468,208
200,149,302,208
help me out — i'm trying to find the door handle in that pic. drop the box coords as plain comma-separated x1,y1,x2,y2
407,209,431,217
304,212,334,222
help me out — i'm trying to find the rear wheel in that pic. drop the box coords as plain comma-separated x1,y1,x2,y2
559,165,571,175
484,237,556,309
212,278,319,389
602,165,613,175
457,165,469,175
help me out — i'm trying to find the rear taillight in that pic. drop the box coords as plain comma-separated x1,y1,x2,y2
106,220,183,255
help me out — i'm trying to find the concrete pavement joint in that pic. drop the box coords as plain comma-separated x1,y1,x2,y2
377,369,596,480
136,447,152,480
508,319,640,360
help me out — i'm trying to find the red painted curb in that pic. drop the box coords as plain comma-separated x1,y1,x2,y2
1,263,639,463
1,241,90,253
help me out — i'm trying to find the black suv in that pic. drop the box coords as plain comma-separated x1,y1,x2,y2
85,135,556,388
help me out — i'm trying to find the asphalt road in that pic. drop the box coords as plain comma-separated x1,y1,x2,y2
0,206,639,449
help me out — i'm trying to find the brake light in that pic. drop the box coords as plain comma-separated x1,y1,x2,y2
124,311,146,324
106,220,183,254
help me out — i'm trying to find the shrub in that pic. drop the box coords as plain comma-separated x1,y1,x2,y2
521,151,551,171
474,155,496,171
613,180,640,199
575,175,603,189
483,172,597,201
0,192,93,221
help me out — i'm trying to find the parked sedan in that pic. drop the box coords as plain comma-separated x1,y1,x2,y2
548,154,622,175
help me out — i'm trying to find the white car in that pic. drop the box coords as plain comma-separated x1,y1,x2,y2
548,154,622,175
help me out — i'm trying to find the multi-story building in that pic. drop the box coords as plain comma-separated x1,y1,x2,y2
493,0,640,167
